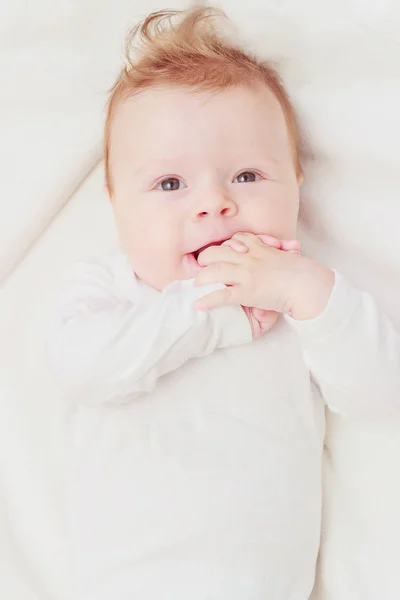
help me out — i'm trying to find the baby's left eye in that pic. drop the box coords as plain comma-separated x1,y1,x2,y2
233,171,260,183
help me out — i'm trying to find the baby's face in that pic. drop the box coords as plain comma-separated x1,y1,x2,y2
109,85,301,290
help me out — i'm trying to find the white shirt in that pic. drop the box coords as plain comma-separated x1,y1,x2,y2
49,250,400,600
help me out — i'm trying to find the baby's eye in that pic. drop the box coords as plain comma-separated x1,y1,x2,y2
233,171,260,184
156,177,186,191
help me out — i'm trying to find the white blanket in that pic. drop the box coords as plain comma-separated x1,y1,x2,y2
1,1,400,599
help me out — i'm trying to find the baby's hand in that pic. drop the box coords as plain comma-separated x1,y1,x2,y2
195,233,334,322
219,235,299,338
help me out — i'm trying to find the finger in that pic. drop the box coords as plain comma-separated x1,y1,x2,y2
231,232,261,249
195,286,239,310
222,238,249,253
252,307,276,321
252,307,274,321
195,263,240,287
256,234,282,249
279,239,301,252
197,245,244,267
257,235,300,252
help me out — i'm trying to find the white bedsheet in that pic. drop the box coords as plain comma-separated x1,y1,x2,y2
1,1,400,599
0,0,170,284
0,163,117,600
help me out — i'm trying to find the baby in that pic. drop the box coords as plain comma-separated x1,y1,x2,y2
50,7,400,600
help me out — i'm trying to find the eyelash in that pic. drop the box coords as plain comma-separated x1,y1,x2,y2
232,171,262,184
153,170,263,191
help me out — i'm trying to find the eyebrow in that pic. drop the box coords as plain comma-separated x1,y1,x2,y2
132,153,281,178
133,158,184,177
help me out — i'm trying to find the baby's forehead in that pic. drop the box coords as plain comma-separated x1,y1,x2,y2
111,84,288,144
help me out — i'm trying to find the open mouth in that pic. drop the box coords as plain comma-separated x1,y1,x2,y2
193,240,226,261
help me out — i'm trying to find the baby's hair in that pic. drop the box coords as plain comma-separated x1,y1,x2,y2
105,5,302,192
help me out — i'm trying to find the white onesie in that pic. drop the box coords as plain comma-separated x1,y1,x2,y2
50,250,400,600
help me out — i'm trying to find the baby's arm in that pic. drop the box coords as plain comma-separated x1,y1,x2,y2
48,257,252,405
286,272,400,418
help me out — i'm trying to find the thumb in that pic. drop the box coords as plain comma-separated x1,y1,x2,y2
252,308,276,322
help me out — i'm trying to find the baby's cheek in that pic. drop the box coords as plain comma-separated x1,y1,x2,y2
266,206,298,240
115,208,188,288
129,245,185,291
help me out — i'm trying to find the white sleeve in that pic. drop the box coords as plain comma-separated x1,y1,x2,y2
285,272,400,418
48,260,252,405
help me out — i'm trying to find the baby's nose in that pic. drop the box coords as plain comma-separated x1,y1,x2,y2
194,191,238,220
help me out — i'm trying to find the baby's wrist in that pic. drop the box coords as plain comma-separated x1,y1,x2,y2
289,259,335,321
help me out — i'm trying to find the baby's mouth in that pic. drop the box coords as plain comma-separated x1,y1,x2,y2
193,240,226,262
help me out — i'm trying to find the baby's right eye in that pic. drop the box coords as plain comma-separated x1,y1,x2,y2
156,177,186,191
